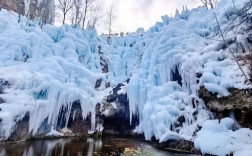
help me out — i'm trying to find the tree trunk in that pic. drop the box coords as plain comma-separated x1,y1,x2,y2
82,2,88,29
209,0,214,9
18,14,21,23
75,11,78,27
26,8,30,25
63,12,66,24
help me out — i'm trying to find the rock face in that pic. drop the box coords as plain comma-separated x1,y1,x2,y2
0,0,25,15
65,82,139,137
66,101,91,135
8,113,30,141
0,0,54,24
199,87,252,128
99,82,139,136
0,80,138,142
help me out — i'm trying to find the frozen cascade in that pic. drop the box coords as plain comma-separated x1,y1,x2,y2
0,0,252,154
0,9,110,139
127,0,252,142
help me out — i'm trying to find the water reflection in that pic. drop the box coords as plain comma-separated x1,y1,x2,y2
0,137,195,156
87,138,102,156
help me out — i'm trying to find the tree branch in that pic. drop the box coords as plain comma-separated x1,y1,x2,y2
213,12,250,84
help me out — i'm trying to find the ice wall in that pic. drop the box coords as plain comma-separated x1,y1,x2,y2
0,9,109,139
0,1,251,152
127,0,252,142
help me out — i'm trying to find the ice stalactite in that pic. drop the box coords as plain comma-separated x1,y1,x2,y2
0,2,252,155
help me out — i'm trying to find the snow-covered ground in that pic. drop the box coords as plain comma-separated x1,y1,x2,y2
195,118,252,155
0,0,252,155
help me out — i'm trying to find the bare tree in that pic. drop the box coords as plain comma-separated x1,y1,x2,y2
25,0,34,25
81,0,94,29
69,0,103,29
73,0,83,27
232,0,252,24
25,0,31,19
88,10,100,29
35,0,55,27
15,0,25,23
213,12,250,84
57,0,74,24
87,0,103,29
105,4,116,43
200,0,218,9
70,9,76,24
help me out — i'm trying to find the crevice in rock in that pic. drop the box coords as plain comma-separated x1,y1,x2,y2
0,79,10,94
171,66,182,86
66,101,91,135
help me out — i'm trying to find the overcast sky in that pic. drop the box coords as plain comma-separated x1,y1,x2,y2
96,0,201,34
55,0,201,34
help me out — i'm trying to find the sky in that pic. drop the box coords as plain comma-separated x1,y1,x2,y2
55,0,202,34
96,0,201,34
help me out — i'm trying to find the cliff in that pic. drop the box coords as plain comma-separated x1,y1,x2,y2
0,0,54,24
0,0,25,15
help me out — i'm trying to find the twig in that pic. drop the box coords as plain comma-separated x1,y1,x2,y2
213,12,250,84
232,0,240,14
206,38,224,42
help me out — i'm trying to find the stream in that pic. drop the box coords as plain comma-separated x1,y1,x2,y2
0,137,197,156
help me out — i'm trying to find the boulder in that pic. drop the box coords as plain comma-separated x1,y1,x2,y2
199,87,252,128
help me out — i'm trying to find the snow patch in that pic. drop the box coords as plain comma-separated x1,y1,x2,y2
195,118,252,156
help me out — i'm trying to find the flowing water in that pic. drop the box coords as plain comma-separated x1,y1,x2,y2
0,137,196,156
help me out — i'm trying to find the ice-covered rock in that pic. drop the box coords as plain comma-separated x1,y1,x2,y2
0,0,252,155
